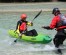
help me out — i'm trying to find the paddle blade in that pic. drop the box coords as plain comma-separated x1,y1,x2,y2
34,10,42,19
32,10,42,22
14,39,17,42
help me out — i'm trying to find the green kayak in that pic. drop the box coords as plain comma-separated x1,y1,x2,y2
8,30,52,44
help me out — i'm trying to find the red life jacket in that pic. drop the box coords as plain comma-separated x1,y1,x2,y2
19,22,27,31
50,14,66,30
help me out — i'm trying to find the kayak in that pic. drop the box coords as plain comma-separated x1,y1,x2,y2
8,30,52,44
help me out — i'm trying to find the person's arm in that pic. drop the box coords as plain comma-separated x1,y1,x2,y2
42,16,58,30
27,21,33,26
15,21,20,31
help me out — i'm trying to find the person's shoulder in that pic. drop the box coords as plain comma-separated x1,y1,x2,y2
54,15,59,18
25,21,28,23
52,16,59,21
17,20,22,23
53,16,57,19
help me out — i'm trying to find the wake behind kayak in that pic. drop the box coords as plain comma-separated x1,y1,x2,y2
8,30,52,44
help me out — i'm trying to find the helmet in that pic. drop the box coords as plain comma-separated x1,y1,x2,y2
52,8,60,14
21,14,27,20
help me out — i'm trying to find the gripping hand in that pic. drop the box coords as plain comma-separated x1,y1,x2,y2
42,26,52,30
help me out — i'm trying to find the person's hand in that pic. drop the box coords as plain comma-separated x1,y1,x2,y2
42,26,51,30
19,33,21,37
42,26,45,28
30,21,33,26
42,26,47,29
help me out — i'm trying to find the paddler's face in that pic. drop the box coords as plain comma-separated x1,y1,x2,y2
22,18,26,21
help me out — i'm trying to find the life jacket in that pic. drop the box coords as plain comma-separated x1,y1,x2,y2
56,14,66,27
19,22,27,31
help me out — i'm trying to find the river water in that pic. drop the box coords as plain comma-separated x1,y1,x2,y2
0,3,66,55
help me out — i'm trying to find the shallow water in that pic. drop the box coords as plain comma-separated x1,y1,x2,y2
0,11,66,55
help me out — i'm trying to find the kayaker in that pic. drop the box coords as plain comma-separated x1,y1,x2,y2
42,8,66,54
15,14,33,38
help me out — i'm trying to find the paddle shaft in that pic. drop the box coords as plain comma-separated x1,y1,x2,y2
14,32,23,42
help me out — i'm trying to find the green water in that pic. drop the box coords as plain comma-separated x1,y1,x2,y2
0,11,66,55
0,2,66,55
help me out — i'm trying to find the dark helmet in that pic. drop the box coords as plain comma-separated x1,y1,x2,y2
52,8,60,14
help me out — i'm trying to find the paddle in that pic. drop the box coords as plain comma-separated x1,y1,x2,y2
14,30,22,43
14,10,42,43
32,10,42,22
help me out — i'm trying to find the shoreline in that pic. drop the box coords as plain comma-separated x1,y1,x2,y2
0,9,66,13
